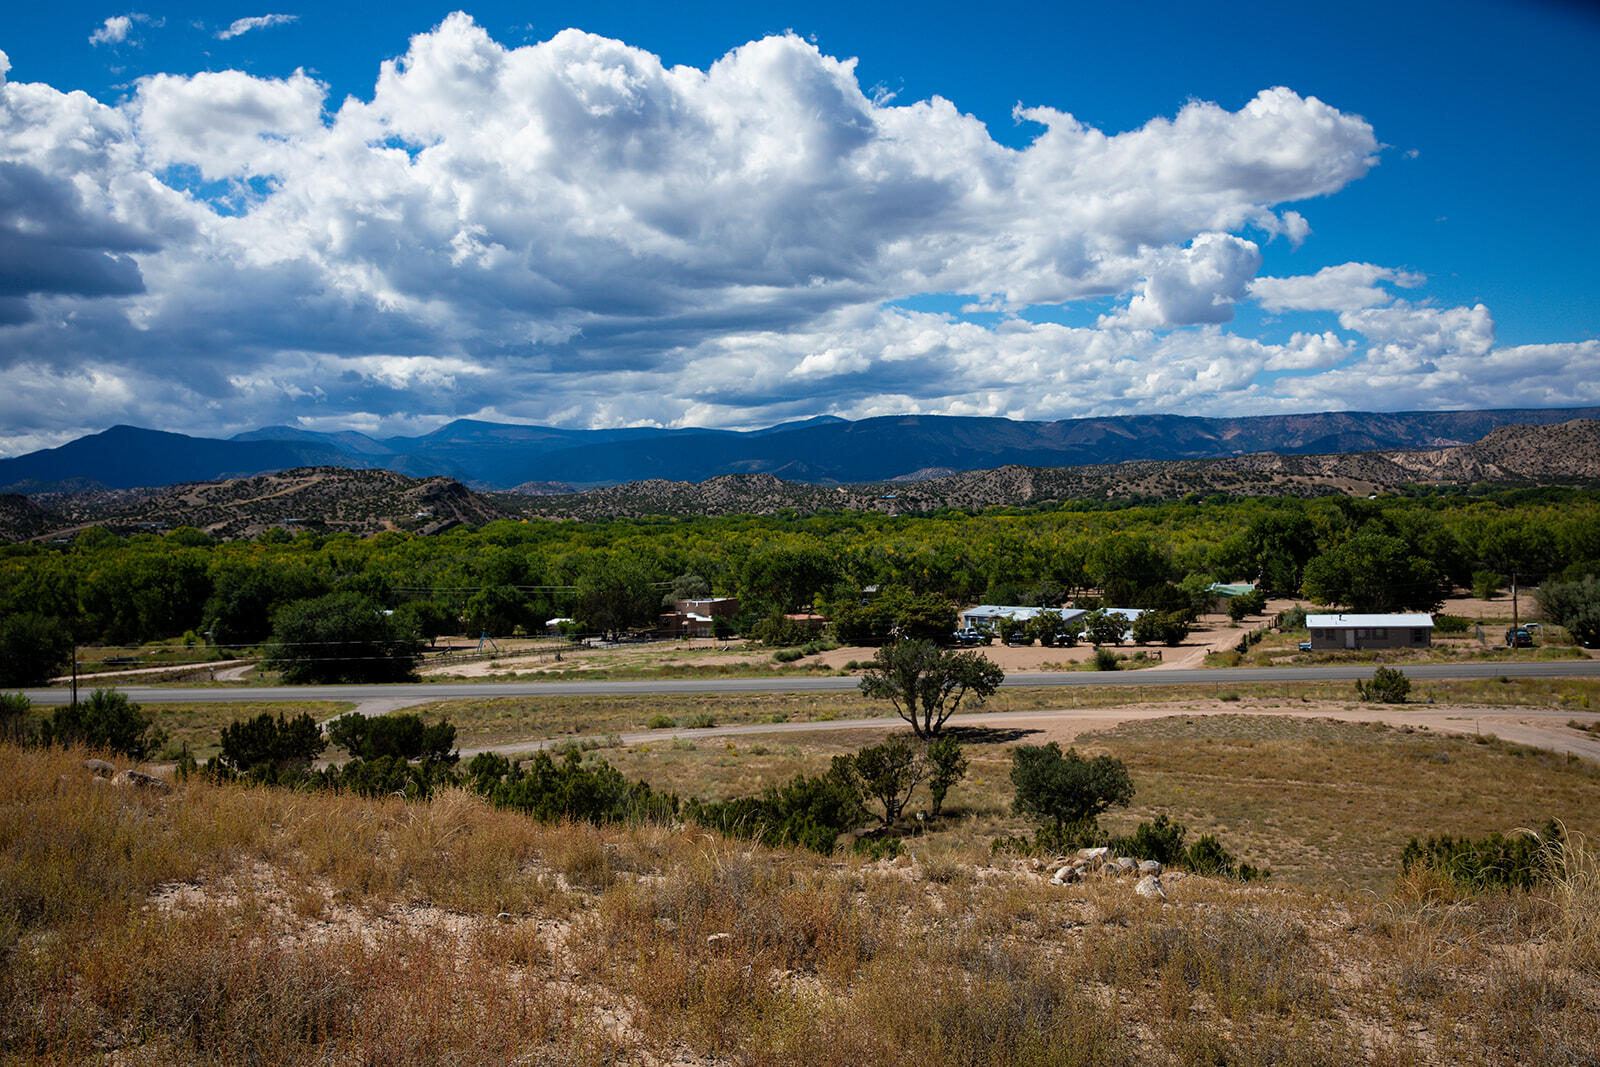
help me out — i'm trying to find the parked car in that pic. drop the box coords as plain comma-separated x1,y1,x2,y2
1505,627,1534,648
1298,640,1313,653
951,628,984,646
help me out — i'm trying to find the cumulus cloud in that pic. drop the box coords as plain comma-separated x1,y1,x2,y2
89,15,135,47
216,14,298,40
0,15,1594,452
1099,233,1263,329
1250,262,1425,313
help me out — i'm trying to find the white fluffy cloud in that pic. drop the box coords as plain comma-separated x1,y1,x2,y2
1250,262,1425,313
89,15,134,47
217,14,298,41
1,17,1595,453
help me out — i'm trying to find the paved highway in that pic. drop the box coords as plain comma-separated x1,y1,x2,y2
19,657,1600,707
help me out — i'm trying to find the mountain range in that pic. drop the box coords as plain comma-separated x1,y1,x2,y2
4,406,1600,494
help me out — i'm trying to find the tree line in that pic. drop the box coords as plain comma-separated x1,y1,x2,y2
5,488,1600,684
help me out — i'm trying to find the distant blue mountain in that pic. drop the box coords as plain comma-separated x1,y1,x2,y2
3,407,1597,493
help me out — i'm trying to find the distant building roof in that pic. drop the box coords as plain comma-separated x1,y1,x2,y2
1207,583,1257,598
961,606,1086,624
1307,613,1433,628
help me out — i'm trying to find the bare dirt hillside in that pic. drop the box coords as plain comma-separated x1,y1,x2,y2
32,467,515,540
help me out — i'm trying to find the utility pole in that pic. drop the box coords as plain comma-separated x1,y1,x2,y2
1511,572,1519,645
70,644,78,707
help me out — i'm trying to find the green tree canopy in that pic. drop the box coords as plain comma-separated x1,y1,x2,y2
858,639,1004,738
1009,742,1135,831
574,558,659,640
41,688,167,761
261,592,420,684
1300,531,1447,612
218,711,327,777
0,611,73,687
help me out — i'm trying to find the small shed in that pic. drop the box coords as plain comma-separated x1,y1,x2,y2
1306,613,1433,651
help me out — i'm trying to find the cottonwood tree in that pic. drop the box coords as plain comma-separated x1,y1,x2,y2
262,592,420,684
858,639,1004,738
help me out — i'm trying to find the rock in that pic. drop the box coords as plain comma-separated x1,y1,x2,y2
83,758,115,778
497,912,515,924
706,932,733,952
1114,857,1137,875
1135,875,1167,900
124,770,170,794
1077,846,1111,862
1138,859,1163,875
1050,866,1081,885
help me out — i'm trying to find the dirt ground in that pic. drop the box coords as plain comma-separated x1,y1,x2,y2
422,602,1286,679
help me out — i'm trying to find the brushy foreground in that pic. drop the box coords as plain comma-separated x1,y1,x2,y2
2,743,1597,1066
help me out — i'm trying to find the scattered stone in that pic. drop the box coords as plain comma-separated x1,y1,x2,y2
1077,847,1111,862
1114,857,1138,875
1135,875,1167,900
83,758,115,778
1050,866,1081,885
1138,859,1163,875
124,770,171,794
706,932,733,952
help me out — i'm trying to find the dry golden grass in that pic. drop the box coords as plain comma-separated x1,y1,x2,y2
6,714,1599,1066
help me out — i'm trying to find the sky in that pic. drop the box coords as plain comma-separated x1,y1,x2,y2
1,0,1597,455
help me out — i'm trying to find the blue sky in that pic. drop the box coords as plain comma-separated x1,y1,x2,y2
0,0,1595,453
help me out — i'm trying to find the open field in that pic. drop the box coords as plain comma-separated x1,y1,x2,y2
3,727,1597,1066
137,676,1600,761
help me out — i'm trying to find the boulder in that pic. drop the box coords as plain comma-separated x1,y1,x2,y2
1114,857,1138,875
83,758,115,778
123,770,170,794
1050,866,1081,885
1138,859,1163,875
1135,875,1167,900
1077,846,1111,862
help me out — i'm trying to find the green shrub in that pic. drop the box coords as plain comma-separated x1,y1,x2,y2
472,749,676,824
646,714,675,729
1010,742,1134,832
1357,666,1411,703
327,712,456,764
1092,648,1120,671
750,613,819,648
1276,604,1308,630
686,772,865,854
774,648,803,662
1400,821,1562,891
1434,614,1470,634
217,711,327,778
683,711,717,729
40,689,167,761
926,736,968,817
1184,834,1269,880
0,692,34,743
1112,814,1189,866
852,835,904,861
1472,569,1505,600
1227,589,1268,621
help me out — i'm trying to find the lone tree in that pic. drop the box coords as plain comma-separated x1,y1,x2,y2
1010,742,1135,833
831,734,926,826
858,639,1004,738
